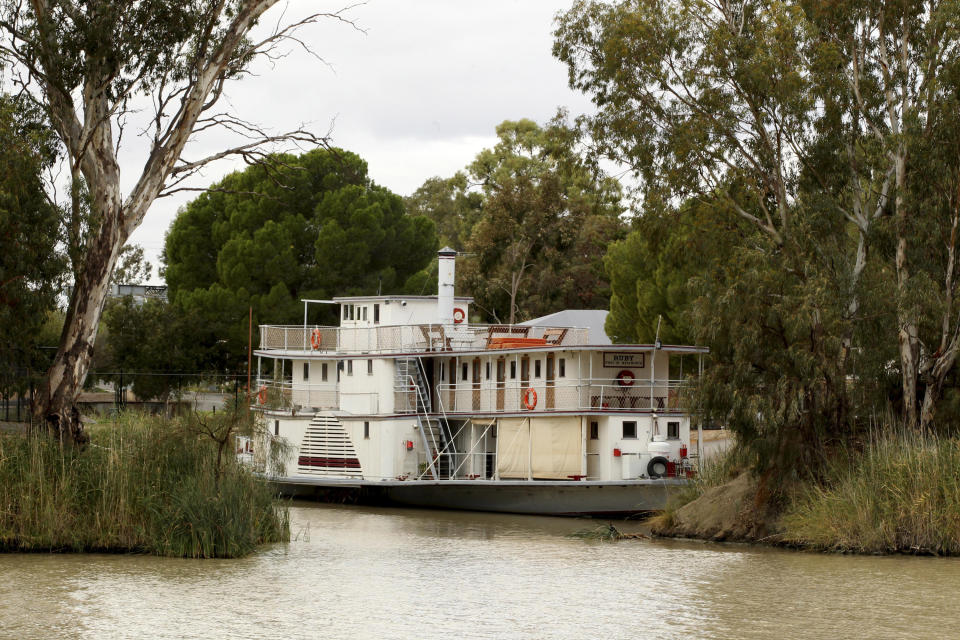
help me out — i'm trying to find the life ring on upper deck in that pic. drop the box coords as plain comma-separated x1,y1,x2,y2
310,328,322,350
616,370,636,387
523,387,538,410
453,307,466,324
257,385,268,404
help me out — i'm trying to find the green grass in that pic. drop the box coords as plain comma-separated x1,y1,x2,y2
780,429,960,554
0,410,288,557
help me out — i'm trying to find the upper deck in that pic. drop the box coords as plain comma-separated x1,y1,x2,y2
257,323,594,356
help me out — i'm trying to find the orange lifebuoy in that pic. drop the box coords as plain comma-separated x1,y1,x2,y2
616,370,635,387
257,385,268,404
310,328,322,350
523,387,537,410
453,307,466,324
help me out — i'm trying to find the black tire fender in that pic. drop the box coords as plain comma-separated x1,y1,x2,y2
647,456,669,478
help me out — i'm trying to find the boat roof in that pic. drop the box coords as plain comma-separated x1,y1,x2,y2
332,295,474,303
520,310,612,345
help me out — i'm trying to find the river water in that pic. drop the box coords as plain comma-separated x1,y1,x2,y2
2,502,959,639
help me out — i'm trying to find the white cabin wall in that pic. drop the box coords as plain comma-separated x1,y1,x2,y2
339,299,472,328
343,418,418,480
267,414,311,474
338,358,395,414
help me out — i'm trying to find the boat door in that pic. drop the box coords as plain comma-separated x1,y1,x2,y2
586,419,600,479
546,353,555,409
496,358,505,410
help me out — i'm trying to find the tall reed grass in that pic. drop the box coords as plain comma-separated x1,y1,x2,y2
0,411,288,557
780,429,960,554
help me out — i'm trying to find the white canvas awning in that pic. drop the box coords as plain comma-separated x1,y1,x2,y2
497,417,581,480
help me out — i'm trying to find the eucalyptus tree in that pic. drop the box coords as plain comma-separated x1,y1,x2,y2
0,1,356,443
555,0,960,437
460,117,624,324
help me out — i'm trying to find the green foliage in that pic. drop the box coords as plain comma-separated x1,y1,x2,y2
459,116,625,323
0,94,66,397
405,173,483,249
555,0,936,480
0,410,288,557
558,0,960,436
95,297,197,400
164,148,437,368
605,197,749,344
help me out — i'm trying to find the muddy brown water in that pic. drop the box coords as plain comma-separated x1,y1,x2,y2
1,502,958,639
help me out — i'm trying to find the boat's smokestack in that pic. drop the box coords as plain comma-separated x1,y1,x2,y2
438,247,456,325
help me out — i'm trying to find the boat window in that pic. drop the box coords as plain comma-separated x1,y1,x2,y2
374,303,380,324
668,421,680,439
274,420,280,436
343,305,349,320
349,305,355,321
364,421,370,439
622,421,637,439
535,360,541,378
486,361,491,380
347,360,353,376
322,363,328,382
520,357,529,383
510,361,516,379
559,358,566,377
303,362,309,381
367,359,373,375
590,421,599,439
462,363,468,381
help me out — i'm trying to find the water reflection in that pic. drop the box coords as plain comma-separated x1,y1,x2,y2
1,502,959,639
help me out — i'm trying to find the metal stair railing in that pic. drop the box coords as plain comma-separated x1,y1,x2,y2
398,372,440,480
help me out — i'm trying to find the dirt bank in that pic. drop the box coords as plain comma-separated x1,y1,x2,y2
651,472,779,543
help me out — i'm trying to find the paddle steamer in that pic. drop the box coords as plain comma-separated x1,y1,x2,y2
247,248,708,516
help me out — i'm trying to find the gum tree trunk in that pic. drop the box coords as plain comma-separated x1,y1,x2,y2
34,214,126,443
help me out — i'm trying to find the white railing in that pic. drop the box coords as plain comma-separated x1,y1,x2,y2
431,379,688,414
258,323,590,354
253,380,339,411
256,377,689,415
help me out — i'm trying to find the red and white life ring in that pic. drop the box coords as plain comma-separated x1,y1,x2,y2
523,387,538,410
616,370,635,387
310,328,322,350
257,385,268,404
453,307,466,324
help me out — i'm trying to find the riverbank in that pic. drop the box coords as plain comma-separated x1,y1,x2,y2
652,431,960,555
0,411,288,557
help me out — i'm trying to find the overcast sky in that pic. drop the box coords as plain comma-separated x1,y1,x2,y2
126,0,593,284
